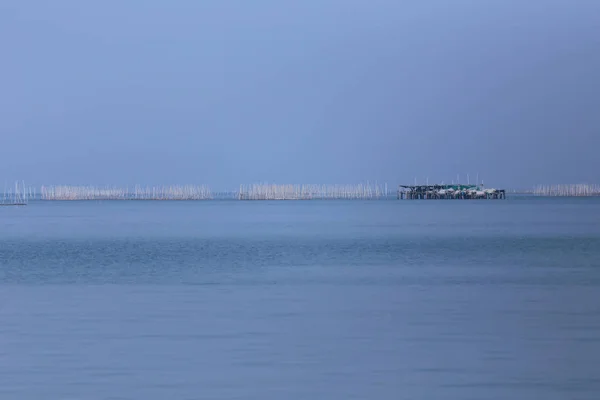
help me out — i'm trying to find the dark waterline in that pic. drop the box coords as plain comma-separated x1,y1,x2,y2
1,198,600,399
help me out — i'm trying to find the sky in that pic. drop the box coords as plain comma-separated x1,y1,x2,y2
1,0,599,190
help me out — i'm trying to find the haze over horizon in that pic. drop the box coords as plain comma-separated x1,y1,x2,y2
2,0,599,191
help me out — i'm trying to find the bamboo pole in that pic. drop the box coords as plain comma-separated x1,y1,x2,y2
39,185,213,200
532,183,600,197
237,183,389,200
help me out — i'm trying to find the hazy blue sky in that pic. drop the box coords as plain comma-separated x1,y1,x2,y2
1,0,599,190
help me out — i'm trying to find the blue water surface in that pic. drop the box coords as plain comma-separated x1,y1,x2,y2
1,198,599,399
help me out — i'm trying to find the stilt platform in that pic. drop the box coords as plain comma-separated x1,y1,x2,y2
397,185,506,200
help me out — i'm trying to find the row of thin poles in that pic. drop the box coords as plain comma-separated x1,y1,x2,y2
238,183,389,200
15,182,600,201
533,184,600,197
40,185,213,200
1,181,33,205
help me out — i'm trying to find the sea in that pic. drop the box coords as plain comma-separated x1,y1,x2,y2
1,197,599,399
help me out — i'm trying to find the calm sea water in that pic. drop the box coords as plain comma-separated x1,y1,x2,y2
1,198,600,399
